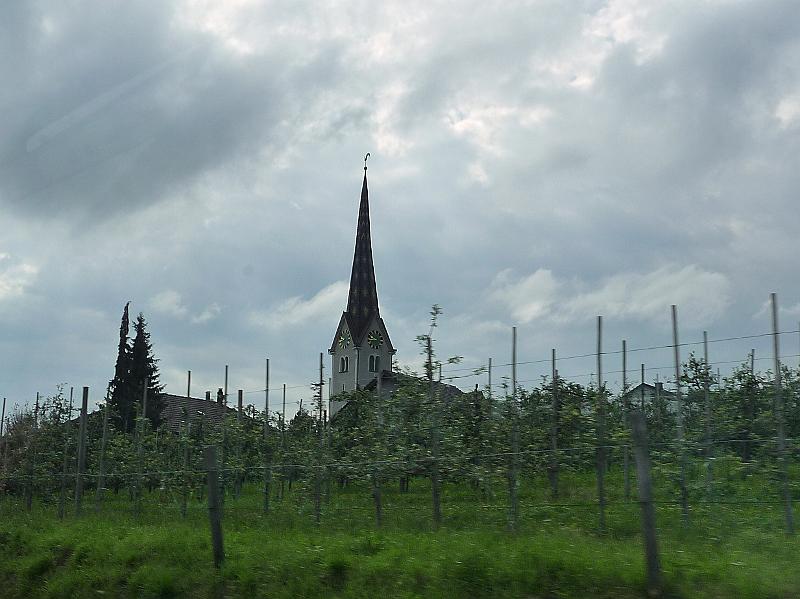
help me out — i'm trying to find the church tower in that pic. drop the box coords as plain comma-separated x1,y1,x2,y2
328,155,395,418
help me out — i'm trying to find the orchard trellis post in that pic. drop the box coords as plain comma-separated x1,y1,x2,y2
263,357,271,514
134,379,148,517
235,390,243,499
630,410,661,596
771,293,794,535
280,383,286,500
0,397,5,471
549,348,559,498
95,388,111,512
595,316,606,534
372,371,384,528
640,364,645,411
703,331,713,496
224,365,229,405
204,446,224,568
24,393,40,511
487,357,492,402
75,386,89,516
58,387,74,520
507,326,520,532
181,418,191,519
427,335,442,529
622,339,630,501
314,352,324,526
671,305,689,525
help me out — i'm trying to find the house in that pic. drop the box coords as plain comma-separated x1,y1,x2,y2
159,392,241,433
620,382,677,413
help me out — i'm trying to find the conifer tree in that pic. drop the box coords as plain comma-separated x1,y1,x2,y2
109,302,135,433
109,305,165,433
129,312,165,429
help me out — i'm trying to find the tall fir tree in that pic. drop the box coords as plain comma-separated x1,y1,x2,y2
109,305,165,433
109,302,134,433
129,312,165,430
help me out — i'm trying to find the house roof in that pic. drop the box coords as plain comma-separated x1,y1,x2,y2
330,370,473,421
159,393,240,433
620,382,676,399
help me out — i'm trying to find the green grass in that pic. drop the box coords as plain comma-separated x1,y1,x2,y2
1,470,800,598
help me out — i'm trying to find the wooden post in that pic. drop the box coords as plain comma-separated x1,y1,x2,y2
95,390,111,512
75,387,89,516
265,359,270,418
771,293,794,534
0,396,5,457
264,358,271,514
488,357,493,402
233,390,243,499
549,348,559,498
280,383,286,500
314,353,324,525
224,365,229,405
0,396,5,493
0,396,5,495
187,370,192,398
220,392,227,506
204,446,225,568
703,332,713,496
508,326,519,532
24,393,40,511
596,316,606,533
623,339,631,501
428,336,442,529
671,305,689,525
372,371,384,528
58,387,74,519
181,420,191,518
640,364,645,411
630,411,662,596
1,410,7,476
135,380,148,516
0,397,5,469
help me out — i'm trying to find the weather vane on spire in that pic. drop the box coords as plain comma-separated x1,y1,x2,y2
364,152,370,171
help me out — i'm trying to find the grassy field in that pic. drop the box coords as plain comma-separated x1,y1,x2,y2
1,470,799,598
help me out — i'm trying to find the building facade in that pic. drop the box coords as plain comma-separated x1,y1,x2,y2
328,159,395,418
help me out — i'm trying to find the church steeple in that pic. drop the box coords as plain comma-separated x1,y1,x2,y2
329,155,395,410
345,154,379,342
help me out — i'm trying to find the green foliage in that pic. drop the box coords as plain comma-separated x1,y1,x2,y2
2,477,800,598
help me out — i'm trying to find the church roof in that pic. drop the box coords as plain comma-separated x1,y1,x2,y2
344,161,380,343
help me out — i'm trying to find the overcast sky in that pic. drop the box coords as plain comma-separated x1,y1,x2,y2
1,0,799,417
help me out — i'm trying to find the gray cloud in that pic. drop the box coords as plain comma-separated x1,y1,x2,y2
1,0,799,412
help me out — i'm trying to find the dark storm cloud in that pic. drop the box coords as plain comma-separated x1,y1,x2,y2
0,2,348,222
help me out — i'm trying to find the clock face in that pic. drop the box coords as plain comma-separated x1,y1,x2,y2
367,330,384,349
338,330,351,349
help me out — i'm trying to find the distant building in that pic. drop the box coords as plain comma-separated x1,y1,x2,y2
159,392,240,433
621,382,677,412
328,159,396,418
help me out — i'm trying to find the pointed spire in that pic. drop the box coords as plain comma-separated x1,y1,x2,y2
346,154,379,341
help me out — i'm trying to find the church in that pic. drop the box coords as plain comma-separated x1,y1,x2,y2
328,156,396,418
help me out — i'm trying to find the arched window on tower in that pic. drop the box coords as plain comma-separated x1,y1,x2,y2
340,356,349,373
369,355,380,373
